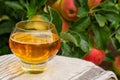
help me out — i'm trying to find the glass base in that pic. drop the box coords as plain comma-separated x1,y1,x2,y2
21,62,47,74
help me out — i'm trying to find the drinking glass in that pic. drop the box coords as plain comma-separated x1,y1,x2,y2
9,21,60,73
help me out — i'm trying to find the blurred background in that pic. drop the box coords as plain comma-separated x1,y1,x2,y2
0,0,48,55
1,0,120,78
0,0,22,55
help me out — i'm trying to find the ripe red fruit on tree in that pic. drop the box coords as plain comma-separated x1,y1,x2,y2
49,0,79,21
62,18,70,32
113,56,120,75
88,0,103,9
59,0,79,21
84,47,105,65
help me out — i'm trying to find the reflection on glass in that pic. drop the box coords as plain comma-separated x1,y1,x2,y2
9,21,60,73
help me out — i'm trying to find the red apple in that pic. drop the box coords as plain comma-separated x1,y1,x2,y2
59,0,79,21
113,56,120,75
49,0,79,21
88,0,103,9
62,18,70,32
84,47,105,65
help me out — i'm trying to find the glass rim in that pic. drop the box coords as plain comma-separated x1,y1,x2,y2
15,20,55,31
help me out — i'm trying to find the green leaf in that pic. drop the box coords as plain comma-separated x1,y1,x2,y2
78,7,88,18
37,0,47,8
106,0,117,3
104,13,120,22
116,3,120,12
91,24,111,50
100,1,115,8
49,7,62,34
80,39,89,53
60,31,89,53
95,14,107,27
5,1,23,10
78,0,88,7
27,7,37,17
61,42,72,57
71,17,90,32
115,28,120,43
0,46,11,55
71,46,85,58
111,34,120,50
79,33,94,48
104,52,115,62
110,21,119,29
60,41,85,58
24,0,37,17
38,14,51,21
60,31,80,47
102,7,119,14
19,0,27,8
0,21,15,34
0,34,11,55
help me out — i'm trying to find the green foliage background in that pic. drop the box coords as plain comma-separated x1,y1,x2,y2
0,0,120,65
1,0,120,78
0,0,120,57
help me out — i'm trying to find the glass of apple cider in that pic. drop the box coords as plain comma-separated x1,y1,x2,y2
9,20,60,73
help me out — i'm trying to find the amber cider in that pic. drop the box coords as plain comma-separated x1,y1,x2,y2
9,32,60,64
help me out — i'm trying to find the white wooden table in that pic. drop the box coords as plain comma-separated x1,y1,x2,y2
0,54,118,80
